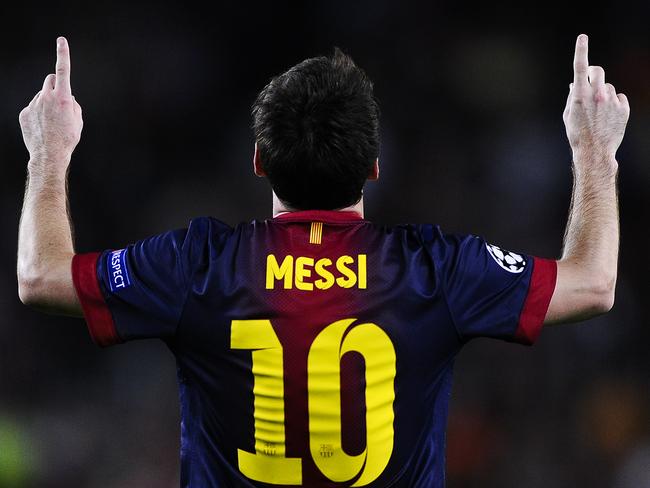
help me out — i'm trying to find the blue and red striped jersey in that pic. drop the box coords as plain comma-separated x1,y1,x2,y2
72,209,556,487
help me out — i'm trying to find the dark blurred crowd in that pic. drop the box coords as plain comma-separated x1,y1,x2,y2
0,2,648,487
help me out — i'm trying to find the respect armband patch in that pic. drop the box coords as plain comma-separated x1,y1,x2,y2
106,249,132,292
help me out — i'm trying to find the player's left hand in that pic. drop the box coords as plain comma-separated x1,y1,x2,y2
562,34,629,168
19,37,83,172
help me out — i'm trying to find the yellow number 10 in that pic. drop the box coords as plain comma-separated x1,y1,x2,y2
231,318,397,486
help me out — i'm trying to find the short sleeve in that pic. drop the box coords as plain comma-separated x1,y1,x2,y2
72,217,215,347
432,231,557,345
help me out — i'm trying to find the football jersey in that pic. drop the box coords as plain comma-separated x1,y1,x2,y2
72,209,556,487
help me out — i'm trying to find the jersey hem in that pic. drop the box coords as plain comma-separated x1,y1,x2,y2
515,257,557,345
72,252,122,347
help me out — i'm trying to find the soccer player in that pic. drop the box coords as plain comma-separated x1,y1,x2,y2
17,35,628,486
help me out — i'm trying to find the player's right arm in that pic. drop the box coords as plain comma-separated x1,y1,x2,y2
17,37,83,317
544,34,629,324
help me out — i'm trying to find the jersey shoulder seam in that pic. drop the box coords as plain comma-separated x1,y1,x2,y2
416,224,466,344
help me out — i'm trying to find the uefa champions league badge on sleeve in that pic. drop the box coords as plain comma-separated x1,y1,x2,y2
107,249,132,292
485,243,526,273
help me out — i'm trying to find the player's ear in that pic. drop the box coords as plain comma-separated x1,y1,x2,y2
253,143,266,177
367,158,379,181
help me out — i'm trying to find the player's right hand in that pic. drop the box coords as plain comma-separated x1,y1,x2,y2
19,37,83,171
563,34,630,167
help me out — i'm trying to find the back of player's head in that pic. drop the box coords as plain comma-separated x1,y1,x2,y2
252,48,380,210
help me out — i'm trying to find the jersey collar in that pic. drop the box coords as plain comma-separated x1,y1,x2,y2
272,210,364,222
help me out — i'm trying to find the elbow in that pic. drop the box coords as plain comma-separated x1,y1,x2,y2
590,274,616,315
17,270,48,308
551,260,617,324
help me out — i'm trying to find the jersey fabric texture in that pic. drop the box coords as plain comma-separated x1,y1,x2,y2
72,209,557,488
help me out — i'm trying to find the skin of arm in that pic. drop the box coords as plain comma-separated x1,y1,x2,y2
17,37,83,316
544,34,630,324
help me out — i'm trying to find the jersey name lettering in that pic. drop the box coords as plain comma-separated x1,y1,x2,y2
266,254,367,290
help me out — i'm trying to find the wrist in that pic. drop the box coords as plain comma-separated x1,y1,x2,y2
27,151,71,169
571,151,618,177
27,153,70,176
26,163,69,188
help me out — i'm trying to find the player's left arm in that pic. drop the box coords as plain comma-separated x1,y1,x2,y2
17,37,83,317
543,34,629,325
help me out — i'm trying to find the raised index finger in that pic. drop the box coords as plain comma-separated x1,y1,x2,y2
573,34,589,86
55,37,72,95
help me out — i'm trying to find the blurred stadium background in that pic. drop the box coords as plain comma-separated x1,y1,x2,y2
0,2,648,487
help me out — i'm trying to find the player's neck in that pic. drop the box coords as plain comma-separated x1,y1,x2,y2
272,192,365,218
